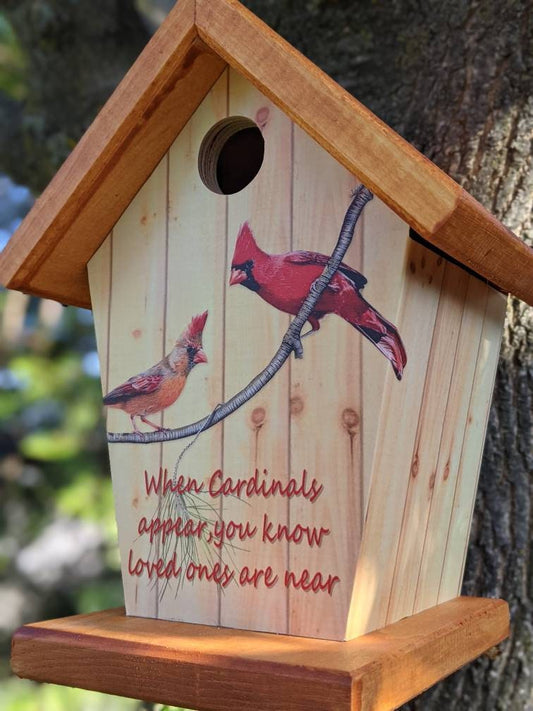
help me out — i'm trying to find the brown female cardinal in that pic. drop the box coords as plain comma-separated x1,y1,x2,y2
230,223,407,379
103,312,208,432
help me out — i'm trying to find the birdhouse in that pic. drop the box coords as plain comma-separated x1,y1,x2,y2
3,1,528,708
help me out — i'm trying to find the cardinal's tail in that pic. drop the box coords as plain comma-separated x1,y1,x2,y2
346,301,407,380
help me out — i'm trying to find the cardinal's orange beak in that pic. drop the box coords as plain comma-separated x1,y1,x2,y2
193,349,207,365
229,268,247,286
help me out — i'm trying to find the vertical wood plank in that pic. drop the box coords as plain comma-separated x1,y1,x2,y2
414,276,489,611
220,69,292,633
361,200,411,512
88,235,112,395
438,289,506,602
347,243,446,638
290,125,361,639
157,72,228,624
386,264,469,623
104,158,169,617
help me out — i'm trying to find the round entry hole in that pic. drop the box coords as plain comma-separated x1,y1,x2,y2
198,116,264,195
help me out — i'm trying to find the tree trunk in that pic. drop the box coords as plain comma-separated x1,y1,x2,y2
0,0,149,192
1,0,531,708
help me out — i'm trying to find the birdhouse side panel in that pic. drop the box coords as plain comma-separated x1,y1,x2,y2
414,276,494,611
387,263,475,623
437,286,505,601
347,264,505,638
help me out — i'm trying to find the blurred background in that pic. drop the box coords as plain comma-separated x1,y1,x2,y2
0,2,187,708
1,1,532,710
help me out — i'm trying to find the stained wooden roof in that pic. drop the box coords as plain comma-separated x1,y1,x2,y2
1,0,531,308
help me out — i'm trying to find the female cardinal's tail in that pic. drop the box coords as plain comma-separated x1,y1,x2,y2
345,300,407,380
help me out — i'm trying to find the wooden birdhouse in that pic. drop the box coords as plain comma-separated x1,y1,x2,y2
3,1,529,708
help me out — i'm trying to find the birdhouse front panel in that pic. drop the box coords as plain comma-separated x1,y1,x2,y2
88,68,506,641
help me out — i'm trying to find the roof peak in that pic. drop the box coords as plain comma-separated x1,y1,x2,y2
1,0,531,307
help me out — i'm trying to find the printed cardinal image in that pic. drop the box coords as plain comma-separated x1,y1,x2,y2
230,223,407,379
103,311,208,432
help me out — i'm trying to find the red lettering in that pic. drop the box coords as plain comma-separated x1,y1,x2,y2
239,565,279,589
144,468,204,496
137,515,207,545
186,561,234,588
208,469,323,502
128,549,182,580
144,468,162,496
212,518,258,549
284,569,340,595
262,514,330,547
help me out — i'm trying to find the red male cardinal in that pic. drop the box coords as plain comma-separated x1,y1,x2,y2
230,223,406,379
103,312,208,432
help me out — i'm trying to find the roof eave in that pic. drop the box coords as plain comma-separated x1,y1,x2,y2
0,0,226,308
1,0,530,308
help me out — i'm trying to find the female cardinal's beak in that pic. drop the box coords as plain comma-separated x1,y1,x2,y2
193,349,207,365
229,268,247,286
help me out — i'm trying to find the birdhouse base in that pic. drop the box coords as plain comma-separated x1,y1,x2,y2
11,597,508,711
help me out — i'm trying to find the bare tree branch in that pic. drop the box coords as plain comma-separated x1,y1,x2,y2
108,185,373,444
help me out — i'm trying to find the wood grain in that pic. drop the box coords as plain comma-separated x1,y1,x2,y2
438,289,507,602
158,70,228,625
347,243,446,638
98,158,169,616
290,125,361,639
0,0,225,308
360,198,411,512
196,0,533,306
11,597,509,711
386,263,470,623
87,236,112,395
221,69,292,634
414,276,489,611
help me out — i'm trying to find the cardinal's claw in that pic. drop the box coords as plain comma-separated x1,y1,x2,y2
283,332,304,358
301,328,316,339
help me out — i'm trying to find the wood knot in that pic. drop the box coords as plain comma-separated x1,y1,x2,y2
411,453,419,478
131,328,142,339
429,471,436,490
443,461,450,481
251,406,266,428
290,396,304,416
342,408,360,434
255,106,270,130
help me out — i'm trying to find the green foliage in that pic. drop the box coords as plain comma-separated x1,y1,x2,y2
0,13,27,100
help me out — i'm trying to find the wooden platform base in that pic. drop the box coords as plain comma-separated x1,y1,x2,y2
11,597,508,711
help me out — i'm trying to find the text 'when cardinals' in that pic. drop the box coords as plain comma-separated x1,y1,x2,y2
144,467,324,503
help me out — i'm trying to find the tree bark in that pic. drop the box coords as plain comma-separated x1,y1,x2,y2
0,0,149,192
1,0,531,708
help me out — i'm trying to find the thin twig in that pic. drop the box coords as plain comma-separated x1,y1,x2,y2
108,185,373,444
